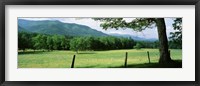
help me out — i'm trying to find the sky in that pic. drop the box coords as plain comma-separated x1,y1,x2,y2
19,18,176,39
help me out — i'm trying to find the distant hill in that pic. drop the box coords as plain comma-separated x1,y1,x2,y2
18,19,108,37
18,25,29,32
108,33,158,41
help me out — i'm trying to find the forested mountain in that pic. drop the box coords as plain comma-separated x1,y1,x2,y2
108,33,158,41
18,19,181,52
18,19,108,36
18,19,158,41
18,25,29,32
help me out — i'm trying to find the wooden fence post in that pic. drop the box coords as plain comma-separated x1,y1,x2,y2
147,51,150,63
124,52,128,68
71,55,76,68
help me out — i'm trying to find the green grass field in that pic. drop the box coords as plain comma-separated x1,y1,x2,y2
18,49,182,68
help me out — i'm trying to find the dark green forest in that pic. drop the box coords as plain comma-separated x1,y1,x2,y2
18,31,181,52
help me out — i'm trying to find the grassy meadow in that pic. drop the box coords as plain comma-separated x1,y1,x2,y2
18,49,182,68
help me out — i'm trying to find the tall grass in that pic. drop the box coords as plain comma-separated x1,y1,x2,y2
18,49,182,68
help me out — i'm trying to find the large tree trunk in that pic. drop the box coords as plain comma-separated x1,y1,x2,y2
155,18,172,64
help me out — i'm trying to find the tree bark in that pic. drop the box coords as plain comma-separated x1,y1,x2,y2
155,18,172,64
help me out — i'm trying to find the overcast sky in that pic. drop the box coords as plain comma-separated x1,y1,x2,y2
19,18,176,39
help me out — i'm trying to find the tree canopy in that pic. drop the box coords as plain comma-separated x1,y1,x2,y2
169,18,182,49
93,18,155,31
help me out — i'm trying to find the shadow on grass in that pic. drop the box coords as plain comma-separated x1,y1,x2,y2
108,60,182,68
73,60,182,68
18,51,47,55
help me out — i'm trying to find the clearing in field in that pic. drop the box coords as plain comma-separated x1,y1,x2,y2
18,49,182,68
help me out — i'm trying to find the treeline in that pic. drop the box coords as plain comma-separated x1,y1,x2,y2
133,41,159,49
70,36,134,51
18,32,71,51
134,40,182,49
18,32,181,52
18,32,135,52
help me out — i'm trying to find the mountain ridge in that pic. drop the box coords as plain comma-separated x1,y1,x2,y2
108,33,158,41
18,19,158,41
18,19,108,37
